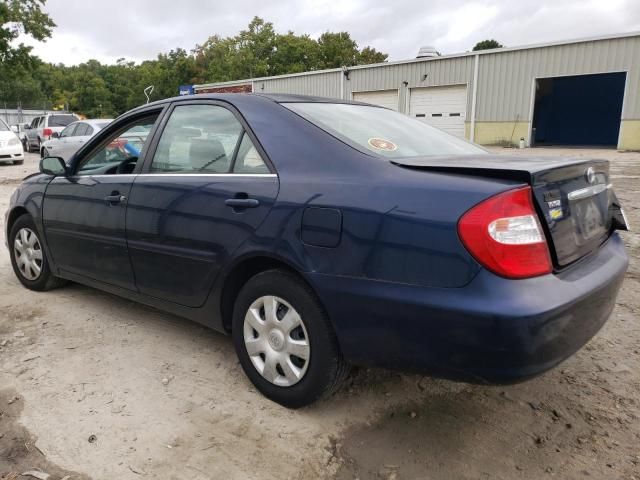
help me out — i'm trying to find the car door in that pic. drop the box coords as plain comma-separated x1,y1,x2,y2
62,122,87,159
74,124,95,155
27,117,41,147
42,109,164,290
49,123,77,159
126,101,279,307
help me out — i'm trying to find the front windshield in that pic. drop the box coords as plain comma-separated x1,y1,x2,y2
0,119,9,131
285,102,487,158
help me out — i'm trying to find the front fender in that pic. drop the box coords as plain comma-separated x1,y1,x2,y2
5,174,56,269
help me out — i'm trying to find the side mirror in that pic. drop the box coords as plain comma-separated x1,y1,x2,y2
51,132,60,139
24,125,31,130
40,156,67,176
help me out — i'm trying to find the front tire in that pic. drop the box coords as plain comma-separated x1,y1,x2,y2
232,269,349,408
9,214,66,291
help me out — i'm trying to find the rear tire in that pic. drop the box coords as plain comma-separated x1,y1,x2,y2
13,160,24,165
9,214,66,291
232,269,349,408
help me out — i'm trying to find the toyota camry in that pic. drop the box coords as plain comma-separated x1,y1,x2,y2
5,94,629,408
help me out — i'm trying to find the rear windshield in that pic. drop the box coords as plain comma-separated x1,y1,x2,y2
285,102,486,158
49,115,77,127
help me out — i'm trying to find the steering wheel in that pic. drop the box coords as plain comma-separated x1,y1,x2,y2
116,156,138,174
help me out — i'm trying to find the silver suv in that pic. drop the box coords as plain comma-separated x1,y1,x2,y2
25,113,79,154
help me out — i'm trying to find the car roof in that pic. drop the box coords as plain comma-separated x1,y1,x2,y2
80,119,114,126
130,93,367,110
117,93,379,126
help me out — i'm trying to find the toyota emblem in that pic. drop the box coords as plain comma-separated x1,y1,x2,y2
585,167,596,184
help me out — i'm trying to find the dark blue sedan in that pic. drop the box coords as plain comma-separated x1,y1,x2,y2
5,94,629,407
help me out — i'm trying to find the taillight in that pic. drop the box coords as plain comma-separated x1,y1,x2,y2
43,128,53,138
458,186,552,279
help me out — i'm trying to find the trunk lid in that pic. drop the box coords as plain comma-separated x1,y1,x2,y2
392,154,617,267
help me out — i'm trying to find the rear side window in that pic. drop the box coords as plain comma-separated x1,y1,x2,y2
74,124,89,136
49,115,77,127
232,133,269,174
150,104,243,174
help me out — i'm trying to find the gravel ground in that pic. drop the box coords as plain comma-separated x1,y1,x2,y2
0,148,638,480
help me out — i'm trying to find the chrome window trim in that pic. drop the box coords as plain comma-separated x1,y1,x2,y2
86,173,277,178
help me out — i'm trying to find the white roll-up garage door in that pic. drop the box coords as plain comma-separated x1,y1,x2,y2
409,85,467,137
352,89,399,111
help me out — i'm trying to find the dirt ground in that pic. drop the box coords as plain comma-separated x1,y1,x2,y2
0,148,638,480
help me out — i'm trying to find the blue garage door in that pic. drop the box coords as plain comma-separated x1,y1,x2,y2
532,72,626,146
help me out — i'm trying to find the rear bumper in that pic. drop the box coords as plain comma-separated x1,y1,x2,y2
309,233,628,383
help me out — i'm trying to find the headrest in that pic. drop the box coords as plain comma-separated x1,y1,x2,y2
189,138,227,171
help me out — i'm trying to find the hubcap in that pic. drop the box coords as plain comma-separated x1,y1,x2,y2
243,295,311,387
13,228,43,281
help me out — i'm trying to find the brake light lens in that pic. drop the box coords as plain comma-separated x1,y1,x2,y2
458,186,552,279
43,128,53,138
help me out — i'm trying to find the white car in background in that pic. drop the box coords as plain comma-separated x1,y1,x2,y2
42,119,113,162
0,118,24,165
25,113,80,154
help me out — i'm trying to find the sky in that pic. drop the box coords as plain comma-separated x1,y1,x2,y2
18,0,640,66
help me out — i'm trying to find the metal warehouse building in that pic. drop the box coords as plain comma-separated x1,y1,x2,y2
194,31,640,150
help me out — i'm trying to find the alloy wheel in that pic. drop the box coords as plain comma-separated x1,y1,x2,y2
13,228,43,281
243,295,311,387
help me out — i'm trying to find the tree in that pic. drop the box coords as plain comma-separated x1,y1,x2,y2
357,46,388,65
195,18,389,82
317,32,359,68
0,0,55,67
2,16,390,116
472,39,504,51
271,32,320,75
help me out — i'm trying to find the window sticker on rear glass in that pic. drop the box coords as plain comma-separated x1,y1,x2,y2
368,138,397,151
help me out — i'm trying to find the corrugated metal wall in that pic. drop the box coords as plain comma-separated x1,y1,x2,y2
475,36,640,122
195,34,640,122
347,56,474,113
258,71,342,98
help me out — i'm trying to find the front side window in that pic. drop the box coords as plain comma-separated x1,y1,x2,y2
76,114,159,175
150,104,243,174
285,103,487,158
0,119,9,131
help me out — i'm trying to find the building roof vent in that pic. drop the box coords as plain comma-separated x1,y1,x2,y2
416,46,439,58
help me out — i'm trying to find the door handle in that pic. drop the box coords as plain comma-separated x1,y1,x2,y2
225,198,260,209
104,193,126,205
